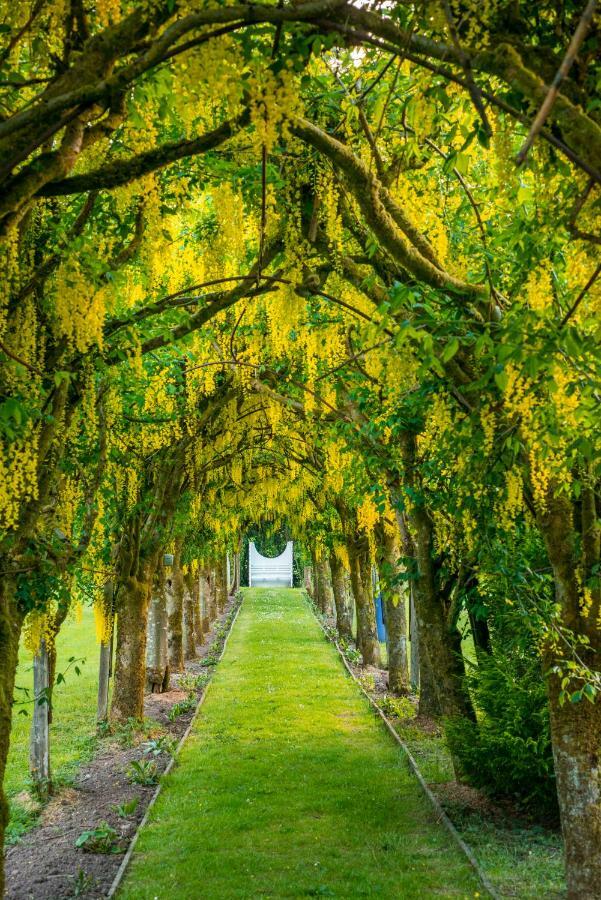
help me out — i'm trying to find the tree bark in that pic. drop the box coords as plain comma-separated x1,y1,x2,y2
347,536,381,666
537,487,601,899
400,432,475,725
376,524,409,694
200,568,213,632
183,573,197,660
0,579,25,896
329,551,353,642
548,677,601,900
215,556,228,612
167,554,185,673
315,557,335,616
145,569,170,694
111,565,153,721
303,565,315,598
418,648,442,718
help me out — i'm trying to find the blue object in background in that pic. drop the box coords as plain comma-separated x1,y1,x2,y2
374,593,387,642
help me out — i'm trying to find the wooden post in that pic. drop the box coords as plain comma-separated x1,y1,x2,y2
30,639,50,797
97,637,112,722
410,586,420,692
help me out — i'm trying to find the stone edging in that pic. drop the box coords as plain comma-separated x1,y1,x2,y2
306,593,501,900
106,595,244,898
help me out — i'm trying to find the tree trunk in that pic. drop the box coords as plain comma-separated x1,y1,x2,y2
200,568,212,631
537,487,601,898
29,640,51,798
0,579,25,896
303,565,314,598
347,537,381,667
315,557,334,616
376,524,409,694
145,570,170,694
183,573,197,660
215,556,228,612
329,552,353,642
233,550,241,593
386,596,408,695
167,554,185,673
418,648,442,718
111,566,153,722
400,433,475,724
548,677,601,899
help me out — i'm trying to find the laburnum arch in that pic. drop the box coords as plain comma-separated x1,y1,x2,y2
0,2,600,897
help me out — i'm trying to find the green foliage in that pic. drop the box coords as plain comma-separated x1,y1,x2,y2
167,694,197,721
446,653,557,819
379,696,415,720
127,760,159,786
178,672,211,692
143,735,177,757
114,797,140,819
75,822,122,854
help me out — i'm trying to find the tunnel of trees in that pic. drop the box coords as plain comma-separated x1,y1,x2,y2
0,1,600,897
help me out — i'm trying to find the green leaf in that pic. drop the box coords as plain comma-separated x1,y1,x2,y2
441,337,459,363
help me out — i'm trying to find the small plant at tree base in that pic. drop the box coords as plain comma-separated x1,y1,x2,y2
71,868,95,897
343,646,362,665
114,717,143,748
75,822,122,854
168,694,197,721
127,759,159,786
358,673,376,692
379,696,415,720
143,735,177,757
114,797,140,818
200,652,219,667
96,719,111,738
179,672,210,692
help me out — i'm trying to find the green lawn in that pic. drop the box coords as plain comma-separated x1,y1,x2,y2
119,588,480,899
6,607,100,840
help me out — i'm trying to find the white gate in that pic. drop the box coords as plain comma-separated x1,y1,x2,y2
248,541,293,587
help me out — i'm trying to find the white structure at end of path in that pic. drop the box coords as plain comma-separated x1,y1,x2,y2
248,541,293,588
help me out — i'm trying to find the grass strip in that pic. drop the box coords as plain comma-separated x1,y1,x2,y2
119,588,481,899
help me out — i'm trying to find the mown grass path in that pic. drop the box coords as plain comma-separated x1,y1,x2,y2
119,589,480,899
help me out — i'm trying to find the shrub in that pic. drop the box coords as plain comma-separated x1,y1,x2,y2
445,652,558,819
380,696,415,720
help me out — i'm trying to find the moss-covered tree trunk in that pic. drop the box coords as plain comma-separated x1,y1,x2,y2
215,556,228,612
167,552,185,674
538,487,601,899
315,557,334,616
183,573,197,660
200,568,213,632
111,564,154,721
304,565,315,598
347,536,380,667
0,579,24,895
329,551,353,642
400,432,475,726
